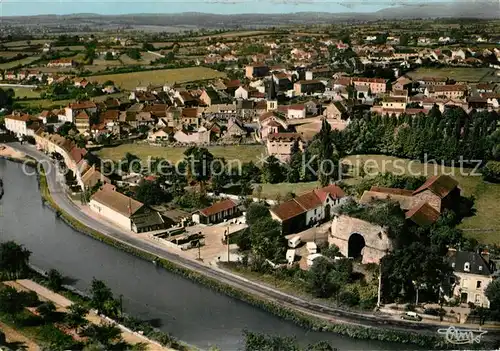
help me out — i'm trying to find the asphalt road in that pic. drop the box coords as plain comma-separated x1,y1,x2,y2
10,143,500,341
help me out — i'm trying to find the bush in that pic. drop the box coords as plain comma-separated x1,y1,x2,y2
405,303,416,311
339,290,360,307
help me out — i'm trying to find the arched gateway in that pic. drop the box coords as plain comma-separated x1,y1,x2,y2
329,215,393,264
348,233,366,260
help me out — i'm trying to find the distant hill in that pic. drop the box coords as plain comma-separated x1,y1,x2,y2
2,1,499,28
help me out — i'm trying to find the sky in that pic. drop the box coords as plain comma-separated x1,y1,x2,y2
0,0,452,17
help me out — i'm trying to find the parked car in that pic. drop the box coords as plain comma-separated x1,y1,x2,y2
401,311,422,321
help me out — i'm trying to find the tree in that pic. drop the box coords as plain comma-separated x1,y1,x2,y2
246,202,270,226
0,286,28,315
250,217,286,264
120,152,142,174
184,147,214,193
65,303,89,332
47,269,64,291
482,161,500,183
317,120,338,186
57,122,77,137
89,278,114,313
0,241,31,279
135,179,167,206
243,331,300,351
307,257,350,298
36,301,57,322
485,279,500,313
261,156,285,184
82,323,123,349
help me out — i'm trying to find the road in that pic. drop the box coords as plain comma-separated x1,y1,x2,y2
10,143,500,341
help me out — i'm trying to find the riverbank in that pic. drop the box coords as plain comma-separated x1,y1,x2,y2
22,158,453,349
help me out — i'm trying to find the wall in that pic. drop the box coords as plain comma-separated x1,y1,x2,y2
453,272,492,308
329,215,392,264
89,199,132,230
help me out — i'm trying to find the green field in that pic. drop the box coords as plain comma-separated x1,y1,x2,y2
406,67,493,82
342,155,500,245
256,182,320,200
11,87,41,99
89,67,226,90
2,39,52,47
16,92,127,109
0,56,40,70
97,144,265,164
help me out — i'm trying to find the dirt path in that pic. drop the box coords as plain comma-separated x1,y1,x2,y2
0,321,40,351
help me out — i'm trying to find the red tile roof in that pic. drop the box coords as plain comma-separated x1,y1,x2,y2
295,192,323,211
413,175,458,198
75,111,89,120
70,101,96,109
352,77,387,84
268,133,301,141
406,201,440,226
200,199,237,217
271,199,306,221
316,184,346,200
370,186,413,197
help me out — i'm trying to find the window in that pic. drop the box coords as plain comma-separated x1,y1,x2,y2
451,262,455,268
479,266,483,271
464,262,470,272
477,281,482,289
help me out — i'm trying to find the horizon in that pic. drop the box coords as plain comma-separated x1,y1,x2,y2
0,0,450,17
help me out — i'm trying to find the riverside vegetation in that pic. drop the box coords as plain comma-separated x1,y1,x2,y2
28,161,452,348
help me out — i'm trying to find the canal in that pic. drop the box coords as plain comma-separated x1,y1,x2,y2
0,159,406,350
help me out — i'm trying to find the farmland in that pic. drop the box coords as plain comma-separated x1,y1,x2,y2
97,144,265,164
89,67,226,90
11,87,41,99
15,92,128,109
0,56,41,70
406,67,494,82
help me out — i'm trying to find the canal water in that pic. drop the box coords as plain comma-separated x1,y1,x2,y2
0,159,408,350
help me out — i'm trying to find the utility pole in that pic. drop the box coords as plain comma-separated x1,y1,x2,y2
226,226,230,263
377,263,382,308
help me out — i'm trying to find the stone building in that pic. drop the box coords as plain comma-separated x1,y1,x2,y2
329,215,393,264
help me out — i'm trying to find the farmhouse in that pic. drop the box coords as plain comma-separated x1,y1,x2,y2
89,184,164,233
192,199,239,224
47,58,75,68
270,185,346,235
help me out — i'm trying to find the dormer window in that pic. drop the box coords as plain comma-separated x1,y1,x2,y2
464,262,470,272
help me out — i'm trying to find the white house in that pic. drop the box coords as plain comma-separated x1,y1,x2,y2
235,86,249,100
4,113,41,137
447,250,496,308
89,184,164,233
270,184,347,235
